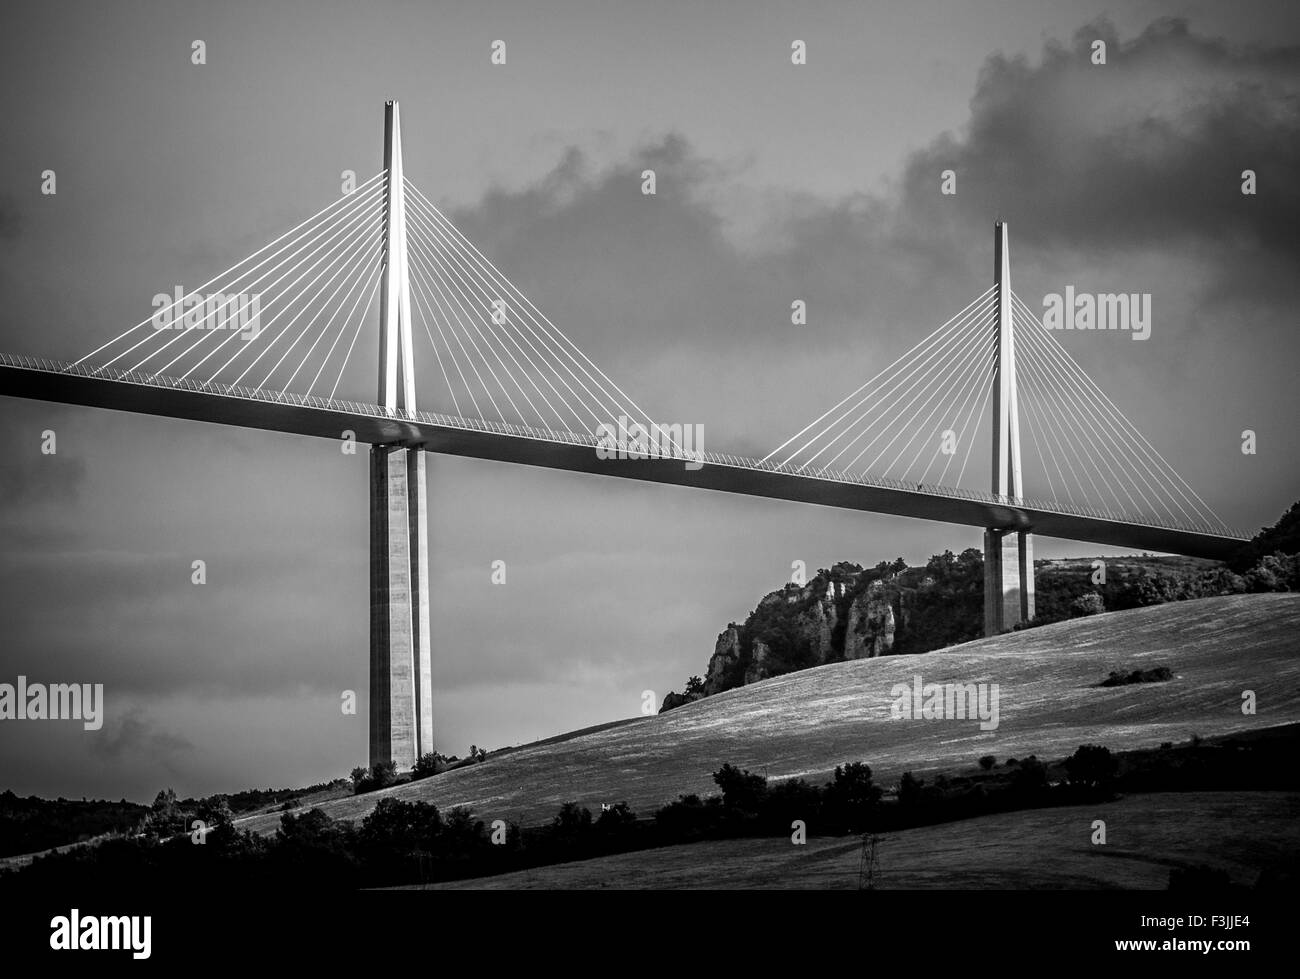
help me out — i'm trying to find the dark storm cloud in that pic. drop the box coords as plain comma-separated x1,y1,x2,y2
89,706,194,768
434,16,1300,389
898,18,1300,296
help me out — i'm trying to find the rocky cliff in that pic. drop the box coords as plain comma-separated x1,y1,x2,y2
695,560,917,700
660,548,1250,712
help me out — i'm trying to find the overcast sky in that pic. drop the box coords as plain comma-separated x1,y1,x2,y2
1,0,1297,801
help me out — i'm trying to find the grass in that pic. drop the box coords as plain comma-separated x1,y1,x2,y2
235,593,1300,835
410,791,1299,890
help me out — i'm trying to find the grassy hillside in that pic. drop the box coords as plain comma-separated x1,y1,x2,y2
236,593,1300,834
414,791,1299,890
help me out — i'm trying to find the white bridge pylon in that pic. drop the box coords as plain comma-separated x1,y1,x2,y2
379,101,416,417
370,101,431,770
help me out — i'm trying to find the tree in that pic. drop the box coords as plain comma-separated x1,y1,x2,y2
897,771,925,809
1230,500,1300,572
196,795,233,830
370,760,399,789
146,788,183,835
824,762,881,832
1244,554,1294,593
360,797,442,852
1063,744,1119,792
1012,755,1048,793
550,802,594,846
712,764,768,812
978,755,996,771
684,675,705,697
595,802,637,833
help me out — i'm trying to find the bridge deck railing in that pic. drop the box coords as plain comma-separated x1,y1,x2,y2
0,352,1248,541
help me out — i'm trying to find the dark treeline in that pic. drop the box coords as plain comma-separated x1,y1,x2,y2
6,727,1296,891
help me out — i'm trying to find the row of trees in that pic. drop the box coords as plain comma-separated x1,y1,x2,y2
17,733,1297,891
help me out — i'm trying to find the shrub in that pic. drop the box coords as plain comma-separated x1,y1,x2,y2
350,760,400,794
595,802,637,833
1069,592,1106,618
1011,756,1048,793
712,764,768,813
370,761,399,789
412,753,441,780
1063,744,1118,791
897,772,926,809
978,755,996,771
349,767,370,794
763,778,823,833
1099,666,1173,687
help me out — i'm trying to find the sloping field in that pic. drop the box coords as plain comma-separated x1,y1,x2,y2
418,791,1300,890
238,593,1300,834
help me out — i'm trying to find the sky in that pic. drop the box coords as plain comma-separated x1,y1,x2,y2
1,0,1297,801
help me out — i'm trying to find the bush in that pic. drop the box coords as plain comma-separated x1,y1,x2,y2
978,755,996,771
1011,756,1048,793
595,802,637,833
350,760,400,795
897,772,926,809
412,753,441,780
1063,744,1118,792
712,764,768,813
370,761,398,789
1099,666,1173,687
763,778,823,834
1069,592,1106,618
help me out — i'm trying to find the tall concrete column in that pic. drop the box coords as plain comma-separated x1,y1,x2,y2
369,100,433,767
984,528,1034,635
984,222,1035,636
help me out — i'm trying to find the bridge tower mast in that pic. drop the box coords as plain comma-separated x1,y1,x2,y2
983,221,1035,636
370,100,434,768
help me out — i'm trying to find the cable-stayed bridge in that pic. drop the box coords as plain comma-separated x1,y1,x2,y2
0,103,1247,768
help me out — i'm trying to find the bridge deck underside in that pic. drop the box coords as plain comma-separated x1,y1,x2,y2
0,365,1244,560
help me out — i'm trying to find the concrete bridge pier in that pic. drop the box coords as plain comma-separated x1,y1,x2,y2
369,444,432,769
984,528,1034,635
